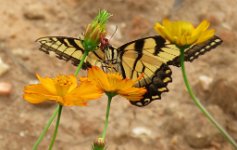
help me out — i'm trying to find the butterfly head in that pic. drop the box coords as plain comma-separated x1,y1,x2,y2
99,35,110,50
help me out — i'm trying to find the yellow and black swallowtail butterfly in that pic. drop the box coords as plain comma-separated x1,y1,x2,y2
36,35,222,107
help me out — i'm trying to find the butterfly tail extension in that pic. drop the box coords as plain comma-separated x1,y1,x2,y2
130,64,172,107
168,36,223,67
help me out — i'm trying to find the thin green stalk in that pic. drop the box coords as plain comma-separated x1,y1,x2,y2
101,95,113,139
180,48,237,149
32,105,60,150
48,105,63,150
74,51,89,76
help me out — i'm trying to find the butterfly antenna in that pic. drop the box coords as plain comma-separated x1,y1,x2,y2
109,25,118,40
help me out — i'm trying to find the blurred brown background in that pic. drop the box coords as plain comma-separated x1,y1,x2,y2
0,0,237,149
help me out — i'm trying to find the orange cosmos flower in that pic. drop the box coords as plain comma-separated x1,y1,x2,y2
82,66,147,101
23,74,102,106
154,19,215,47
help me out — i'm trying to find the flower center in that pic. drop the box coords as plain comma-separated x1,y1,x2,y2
55,75,73,87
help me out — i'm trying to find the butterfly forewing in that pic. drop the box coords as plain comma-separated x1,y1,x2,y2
118,35,223,67
36,36,105,69
118,36,181,68
167,35,223,66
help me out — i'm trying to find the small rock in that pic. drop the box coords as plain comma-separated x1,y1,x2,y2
132,126,152,137
198,75,213,91
12,48,31,60
19,131,25,137
0,58,10,76
186,132,211,148
0,82,12,96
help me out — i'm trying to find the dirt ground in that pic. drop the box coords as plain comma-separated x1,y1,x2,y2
0,0,237,149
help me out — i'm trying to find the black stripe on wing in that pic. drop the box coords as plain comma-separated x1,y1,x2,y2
36,36,91,69
130,64,172,107
118,36,166,78
129,39,144,78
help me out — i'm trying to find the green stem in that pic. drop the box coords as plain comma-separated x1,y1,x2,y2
180,48,237,149
48,105,63,150
32,105,60,150
101,95,113,139
74,51,89,76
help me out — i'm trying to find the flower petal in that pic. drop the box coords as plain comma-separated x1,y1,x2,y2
154,22,173,42
24,93,62,104
24,84,63,104
36,74,57,95
64,80,103,106
195,29,215,44
194,20,210,33
67,75,78,93
88,66,111,90
119,87,147,101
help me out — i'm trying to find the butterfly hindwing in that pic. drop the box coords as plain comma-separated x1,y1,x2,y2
130,64,172,107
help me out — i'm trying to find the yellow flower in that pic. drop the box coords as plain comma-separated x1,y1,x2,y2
23,74,102,106
82,66,147,101
154,19,215,47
